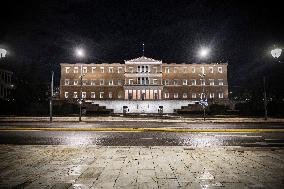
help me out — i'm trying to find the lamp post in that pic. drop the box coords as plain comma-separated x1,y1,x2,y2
50,71,54,122
263,47,283,120
75,48,85,122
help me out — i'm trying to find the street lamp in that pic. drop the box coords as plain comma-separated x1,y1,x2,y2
198,47,210,59
75,48,85,122
263,47,283,120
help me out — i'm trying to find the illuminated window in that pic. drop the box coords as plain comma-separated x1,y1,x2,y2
183,93,187,98
210,93,214,98
191,79,196,86
64,79,69,85
109,80,113,85
91,92,95,98
209,67,214,73
92,67,96,73
100,79,104,85
65,67,70,73
218,67,223,73
165,67,170,73
209,79,214,86
174,80,178,85
219,92,224,98
109,92,112,98
64,92,69,98
164,80,169,85
183,79,187,85
74,80,78,85
108,67,113,73
192,67,195,73
153,79,157,85
218,79,224,86
174,67,177,73
200,67,205,74
74,67,78,73
200,79,205,86
100,67,104,73
82,80,87,86
91,80,96,85
192,93,196,98
83,67,87,73
164,93,169,99
82,92,86,98
73,92,78,98
129,79,133,85
174,93,178,98
100,92,104,98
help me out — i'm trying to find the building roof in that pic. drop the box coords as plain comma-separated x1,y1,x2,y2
125,56,162,64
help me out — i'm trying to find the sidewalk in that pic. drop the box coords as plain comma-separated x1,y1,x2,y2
0,145,283,189
1,116,284,123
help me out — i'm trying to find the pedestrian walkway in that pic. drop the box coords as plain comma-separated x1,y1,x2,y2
0,145,283,188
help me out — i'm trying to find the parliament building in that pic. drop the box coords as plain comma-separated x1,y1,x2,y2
60,56,228,114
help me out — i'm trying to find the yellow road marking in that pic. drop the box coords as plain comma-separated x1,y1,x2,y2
0,127,283,133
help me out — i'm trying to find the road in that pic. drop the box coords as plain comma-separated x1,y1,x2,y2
0,121,284,147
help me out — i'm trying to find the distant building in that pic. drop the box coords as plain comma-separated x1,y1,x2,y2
60,56,228,113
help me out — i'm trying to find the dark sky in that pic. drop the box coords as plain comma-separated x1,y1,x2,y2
0,0,283,89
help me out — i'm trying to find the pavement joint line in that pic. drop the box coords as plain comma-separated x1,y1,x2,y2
0,127,284,133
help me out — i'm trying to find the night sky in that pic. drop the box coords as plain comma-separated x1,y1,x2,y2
0,0,283,92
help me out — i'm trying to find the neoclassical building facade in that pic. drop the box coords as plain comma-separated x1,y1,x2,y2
60,56,228,113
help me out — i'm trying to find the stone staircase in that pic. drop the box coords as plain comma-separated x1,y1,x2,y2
85,103,114,115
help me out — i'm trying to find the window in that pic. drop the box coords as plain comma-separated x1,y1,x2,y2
74,80,78,85
100,79,104,85
65,79,69,85
200,93,205,99
64,92,69,98
164,80,169,85
218,67,223,73
118,92,122,99
82,92,86,98
164,93,169,99
174,80,178,85
183,93,187,98
165,67,170,73
73,92,78,98
191,79,196,86
200,67,205,74
83,67,87,74
82,80,87,86
183,67,187,73
109,80,113,85
128,67,133,73
174,93,178,98
91,92,95,98
183,79,187,85
117,80,122,85
109,92,112,98
153,79,157,85
219,92,224,98
91,80,96,86
108,67,113,73
192,67,196,73
129,79,133,85
174,67,177,73
74,67,78,73
153,67,157,73
118,67,123,73
65,67,70,73
209,93,214,98
100,67,104,73
192,93,196,98
209,67,214,73
218,79,224,86
100,92,104,98
92,67,96,73
200,79,205,86
209,79,214,86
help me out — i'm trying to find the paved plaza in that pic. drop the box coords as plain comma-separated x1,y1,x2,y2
0,145,283,189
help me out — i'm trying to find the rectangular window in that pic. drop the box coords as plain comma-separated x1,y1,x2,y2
118,92,122,99
192,67,195,73
191,79,196,86
174,67,177,73
83,67,87,74
82,92,86,98
165,67,170,73
183,79,187,85
74,80,78,85
65,79,69,85
64,92,69,98
91,80,96,85
200,67,205,74
73,92,78,98
209,67,214,73
218,79,224,86
164,80,169,85
100,67,104,73
174,80,178,85
210,93,214,98
82,80,87,86
183,67,187,73
209,79,214,86
74,67,78,73
153,79,157,85
91,92,95,98
100,79,104,85
183,93,187,98
192,93,196,98
118,67,123,73
65,67,70,73
109,80,113,85
109,92,112,98
219,92,224,98
153,67,157,73
174,93,178,98
108,67,113,73
92,67,96,73
100,92,104,99
164,93,169,99
200,93,205,99
218,67,223,73
128,67,133,73
129,79,133,85
117,80,122,85
200,79,205,86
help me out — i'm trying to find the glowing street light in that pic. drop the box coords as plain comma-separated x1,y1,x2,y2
271,48,282,59
75,48,85,58
198,47,210,58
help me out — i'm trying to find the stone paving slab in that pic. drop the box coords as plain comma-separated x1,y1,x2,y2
0,145,283,189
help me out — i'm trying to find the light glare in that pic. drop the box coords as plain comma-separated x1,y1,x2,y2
199,48,210,58
271,48,282,59
75,48,85,58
